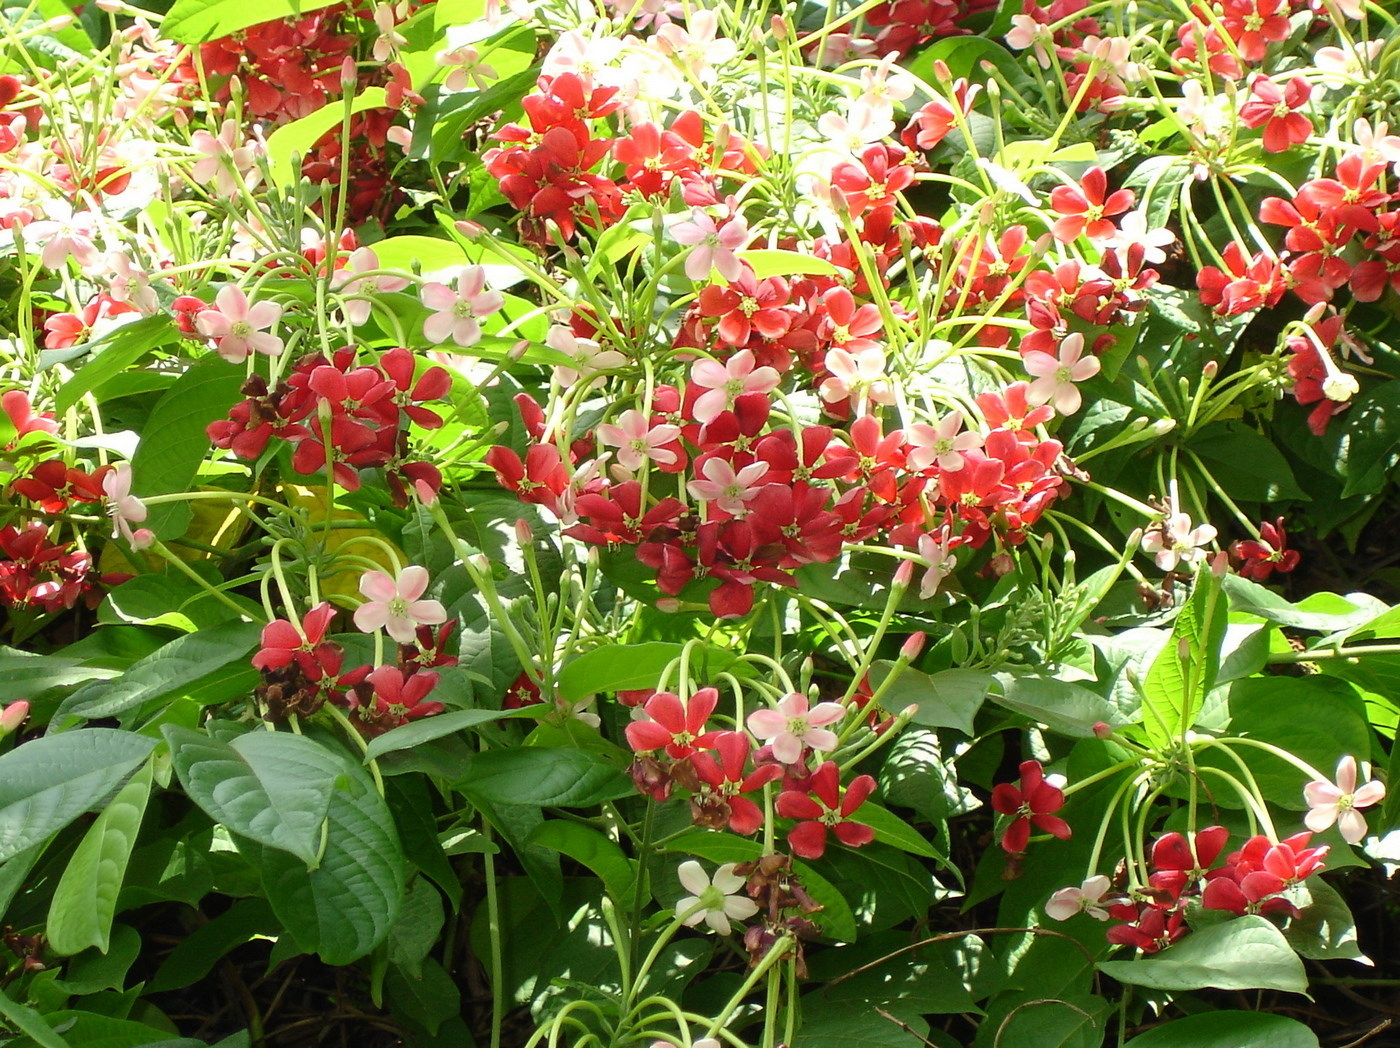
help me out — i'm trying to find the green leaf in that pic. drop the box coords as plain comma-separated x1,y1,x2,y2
858,803,943,860
16,1010,204,1048
1221,576,1379,632
165,727,340,866
386,957,461,1038
527,821,637,903
991,673,1120,737
1340,380,1400,498
556,641,749,701
0,985,71,1048
369,233,469,276
266,87,388,187
163,0,343,42
53,316,177,413
1097,916,1307,992
793,1002,930,1047
458,748,631,808
1188,421,1308,502
737,249,842,279
1140,570,1226,747
1209,676,1369,806
46,760,152,955
388,877,445,979
364,706,544,761
258,751,406,965
974,992,1107,1048
1123,1011,1318,1048
58,622,261,722
0,729,156,864
130,359,246,538
869,664,989,735
1284,876,1367,962
148,898,278,993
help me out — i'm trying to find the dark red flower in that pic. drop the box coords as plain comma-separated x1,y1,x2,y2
991,759,1071,854
776,760,877,859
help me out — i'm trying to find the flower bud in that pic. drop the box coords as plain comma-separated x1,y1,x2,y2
655,598,682,613
454,219,485,239
769,14,788,40
892,558,915,590
514,518,534,544
1092,720,1112,740
340,57,359,89
900,631,926,661
413,478,439,507
0,701,28,737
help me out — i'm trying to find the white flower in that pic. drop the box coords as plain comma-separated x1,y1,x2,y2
1104,210,1175,265
1045,875,1114,921
675,861,758,935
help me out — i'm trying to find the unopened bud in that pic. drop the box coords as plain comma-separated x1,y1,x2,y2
467,553,491,573
454,219,485,239
1303,301,1328,325
1092,720,1112,740
769,14,788,40
1202,360,1218,378
0,701,28,736
892,559,915,590
508,339,531,362
340,57,359,89
514,518,534,544
1210,550,1230,577
413,478,439,507
655,598,682,613
933,59,952,83
900,631,926,661
44,13,75,28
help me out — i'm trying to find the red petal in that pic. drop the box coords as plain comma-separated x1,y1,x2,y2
787,820,828,860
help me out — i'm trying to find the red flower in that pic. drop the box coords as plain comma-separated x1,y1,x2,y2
776,761,877,859
1232,518,1300,581
252,602,342,681
991,760,1071,854
1048,167,1135,243
1239,76,1312,153
625,687,722,759
686,732,784,835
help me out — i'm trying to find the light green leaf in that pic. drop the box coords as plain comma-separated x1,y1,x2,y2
1124,1011,1318,1048
869,663,989,735
736,249,842,279
163,0,344,40
58,622,261,722
1284,877,1367,962
557,642,748,701
0,986,71,1048
0,729,156,864
259,751,405,965
459,748,631,808
1140,570,1226,747
165,727,341,866
47,760,152,955
266,88,388,187
1097,916,1307,993
992,673,1120,737
130,359,246,538
54,316,177,413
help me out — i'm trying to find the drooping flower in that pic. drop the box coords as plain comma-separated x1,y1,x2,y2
991,760,1071,854
1231,518,1300,582
1045,875,1114,921
675,861,758,935
353,565,448,644
746,692,845,764
101,461,154,549
1305,756,1385,844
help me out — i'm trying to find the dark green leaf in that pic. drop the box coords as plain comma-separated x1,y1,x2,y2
165,727,340,866
59,623,261,722
869,664,989,735
527,821,636,903
0,986,71,1048
148,898,278,992
458,747,631,808
1124,1011,1318,1048
557,642,749,701
365,706,544,760
0,729,156,864
259,752,406,965
46,760,152,955
131,359,245,538
1284,876,1367,962
859,803,943,860
991,674,1120,737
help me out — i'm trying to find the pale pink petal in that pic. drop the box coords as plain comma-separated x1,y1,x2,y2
360,570,399,602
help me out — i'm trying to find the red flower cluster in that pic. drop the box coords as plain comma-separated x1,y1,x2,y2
0,523,100,612
207,346,449,505
861,0,995,56
252,605,453,736
1170,0,1310,79
1104,826,1328,952
484,75,766,247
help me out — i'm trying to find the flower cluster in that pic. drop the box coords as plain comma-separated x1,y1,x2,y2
207,346,449,504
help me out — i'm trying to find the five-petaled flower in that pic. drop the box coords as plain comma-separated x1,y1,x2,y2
195,285,284,363
747,692,846,764
776,760,877,859
626,687,722,759
991,759,1071,854
1045,874,1115,921
421,266,504,347
674,861,759,935
353,565,448,645
1305,755,1385,844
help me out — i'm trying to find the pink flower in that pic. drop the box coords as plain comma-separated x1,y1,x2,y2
195,285,284,362
421,266,504,347
818,347,895,410
332,247,411,326
102,461,154,549
1305,756,1385,844
688,349,780,424
1045,875,1114,921
686,456,770,516
353,565,448,644
1141,491,1216,571
746,692,845,764
917,527,959,599
905,411,982,472
670,209,750,282
26,203,100,271
1023,333,1101,415
190,119,261,197
596,409,681,471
